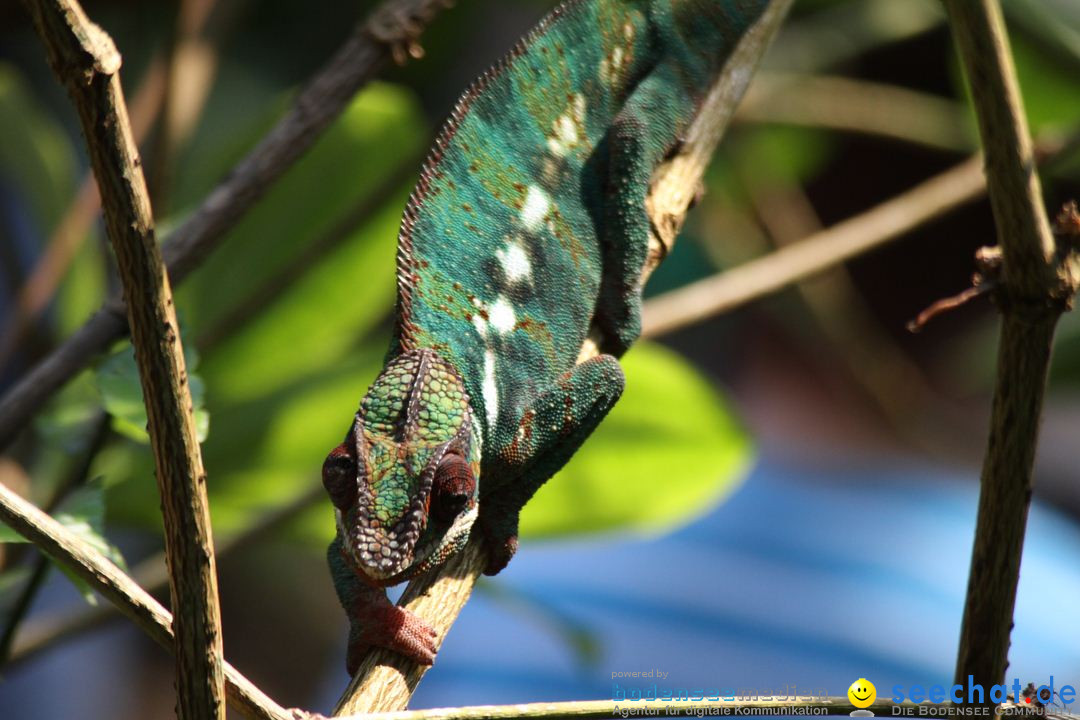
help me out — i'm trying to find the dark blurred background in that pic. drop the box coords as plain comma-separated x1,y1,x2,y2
1,0,1080,717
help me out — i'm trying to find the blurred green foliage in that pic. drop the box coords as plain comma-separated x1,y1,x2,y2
0,64,75,235
3,67,754,560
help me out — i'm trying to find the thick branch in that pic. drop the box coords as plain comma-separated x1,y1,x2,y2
0,482,291,720
0,0,454,451
334,1,794,714
943,0,1071,694
23,0,225,716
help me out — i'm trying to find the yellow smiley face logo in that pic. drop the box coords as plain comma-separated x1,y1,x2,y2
848,679,876,709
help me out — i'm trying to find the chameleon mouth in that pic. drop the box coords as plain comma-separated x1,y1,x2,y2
337,497,428,583
406,503,478,576
335,503,477,585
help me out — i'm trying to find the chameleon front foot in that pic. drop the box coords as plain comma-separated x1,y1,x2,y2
346,604,438,674
480,526,519,576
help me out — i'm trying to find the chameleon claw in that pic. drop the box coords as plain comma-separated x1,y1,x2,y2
345,604,438,674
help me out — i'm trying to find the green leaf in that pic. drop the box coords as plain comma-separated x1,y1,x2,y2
95,339,210,443
52,478,127,603
54,478,127,567
521,341,753,539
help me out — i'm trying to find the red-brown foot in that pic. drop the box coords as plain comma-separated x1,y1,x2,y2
345,604,438,675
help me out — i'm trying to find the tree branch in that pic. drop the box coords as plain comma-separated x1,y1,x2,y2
22,0,226,715
0,0,455,451
0,482,291,720
333,1,794,714
0,411,110,663
8,484,325,667
328,698,928,720
640,153,988,337
736,72,974,153
315,695,1048,720
943,0,1076,694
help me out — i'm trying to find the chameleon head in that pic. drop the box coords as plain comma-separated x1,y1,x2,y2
322,348,481,585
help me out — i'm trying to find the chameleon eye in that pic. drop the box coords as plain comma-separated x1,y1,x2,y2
322,443,357,510
431,453,475,524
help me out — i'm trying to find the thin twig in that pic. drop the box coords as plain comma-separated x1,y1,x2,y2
640,153,988,338
943,0,1073,695
906,284,993,332
737,72,975,152
0,0,455,451
23,0,227,716
333,1,793,714
766,0,943,73
741,177,985,462
0,482,291,720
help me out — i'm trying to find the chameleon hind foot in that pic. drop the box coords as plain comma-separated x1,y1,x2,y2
345,603,438,674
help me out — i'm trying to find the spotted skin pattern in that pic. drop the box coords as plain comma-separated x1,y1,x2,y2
323,0,768,672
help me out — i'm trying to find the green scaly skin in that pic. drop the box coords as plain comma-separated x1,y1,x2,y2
322,0,768,673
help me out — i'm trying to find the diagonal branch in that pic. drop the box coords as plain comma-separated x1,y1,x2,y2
8,484,325,667
638,131,1073,339
0,0,455,451
943,0,1076,695
640,153,988,337
736,72,975,153
333,1,794,714
22,0,226,715
0,482,291,720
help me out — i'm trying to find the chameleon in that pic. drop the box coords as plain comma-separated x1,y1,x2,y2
322,0,769,673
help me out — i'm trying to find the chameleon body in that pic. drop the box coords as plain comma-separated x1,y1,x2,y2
322,0,767,672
